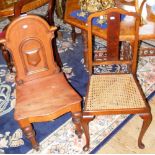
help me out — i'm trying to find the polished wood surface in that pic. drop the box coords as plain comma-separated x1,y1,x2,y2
64,0,155,41
0,0,49,18
0,0,52,72
80,8,152,151
0,15,82,151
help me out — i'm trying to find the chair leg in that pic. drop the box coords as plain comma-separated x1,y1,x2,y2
82,115,95,151
18,121,39,151
138,113,152,149
71,26,76,43
71,111,83,138
0,44,13,72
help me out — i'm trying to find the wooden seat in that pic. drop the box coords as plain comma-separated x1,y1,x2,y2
81,7,152,151
15,73,81,120
0,15,82,151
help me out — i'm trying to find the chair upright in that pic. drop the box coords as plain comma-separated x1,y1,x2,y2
0,15,82,150
81,7,152,151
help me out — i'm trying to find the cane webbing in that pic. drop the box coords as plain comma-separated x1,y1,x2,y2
86,74,146,111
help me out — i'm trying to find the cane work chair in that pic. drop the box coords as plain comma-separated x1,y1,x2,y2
81,7,152,151
0,15,82,150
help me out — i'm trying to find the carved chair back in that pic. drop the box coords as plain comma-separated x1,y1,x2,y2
5,15,58,84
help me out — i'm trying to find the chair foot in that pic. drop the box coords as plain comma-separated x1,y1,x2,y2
72,111,82,138
83,145,89,152
82,114,95,151
138,112,152,149
21,124,39,151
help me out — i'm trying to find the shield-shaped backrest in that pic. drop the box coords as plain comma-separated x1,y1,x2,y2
5,15,58,84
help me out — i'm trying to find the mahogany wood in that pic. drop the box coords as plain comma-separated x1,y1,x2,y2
81,8,152,151
0,0,58,72
0,15,82,151
0,0,48,18
64,0,155,66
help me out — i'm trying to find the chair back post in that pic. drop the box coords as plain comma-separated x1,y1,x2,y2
131,14,141,75
14,0,33,17
87,16,93,75
47,0,55,25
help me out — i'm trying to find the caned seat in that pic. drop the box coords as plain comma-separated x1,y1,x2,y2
86,74,146,111
81,7,152,151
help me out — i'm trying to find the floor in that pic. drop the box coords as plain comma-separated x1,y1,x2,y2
97,98,155,154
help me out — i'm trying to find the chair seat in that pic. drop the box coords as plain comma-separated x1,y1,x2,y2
14,72,81,120
85,74,146,111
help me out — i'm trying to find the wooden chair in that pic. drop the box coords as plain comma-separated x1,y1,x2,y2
136,0,155,56
0,15,82,150
64,0,137,67
81,7,152,151
0,0,57,72
117,0,155,56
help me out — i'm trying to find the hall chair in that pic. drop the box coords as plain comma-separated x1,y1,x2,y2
0,0,57,72
81,7,152,151
0,15,82,150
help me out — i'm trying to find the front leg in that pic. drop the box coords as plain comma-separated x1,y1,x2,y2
82,114,95,151
138,112,152,149
71,111,82,138
18,120,39,151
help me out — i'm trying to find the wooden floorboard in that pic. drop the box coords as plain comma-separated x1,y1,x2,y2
97,98,155,154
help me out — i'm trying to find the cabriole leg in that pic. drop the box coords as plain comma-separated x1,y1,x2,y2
72,111,82,138
82,115,95,151
138,113,152,149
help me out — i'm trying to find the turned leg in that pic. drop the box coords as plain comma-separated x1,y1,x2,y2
82,114,95,151
138,113,152,149
0,44,13,72
18,121,39,151
71,111,82,138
